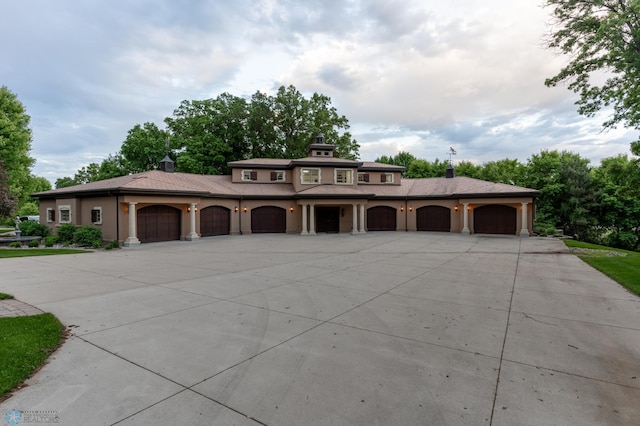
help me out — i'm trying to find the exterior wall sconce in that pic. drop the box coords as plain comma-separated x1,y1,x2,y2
454,205,458,211
235,207,239,213
468,206,471,211
400,206,404,212
187,206,198,212
290,207,294,213
243,207,248,213
409,206,413,212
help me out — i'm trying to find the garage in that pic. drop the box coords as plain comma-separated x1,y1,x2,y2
366,206,397,231
137,205,181,243
474,204,516,235
251,206,286,233
200,206,230,237
416,206,451,232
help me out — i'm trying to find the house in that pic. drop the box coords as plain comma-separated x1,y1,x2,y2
33,136,539,245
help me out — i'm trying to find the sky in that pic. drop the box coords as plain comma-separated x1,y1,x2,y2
1,0,637,184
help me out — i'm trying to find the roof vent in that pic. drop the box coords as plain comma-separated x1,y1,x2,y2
159,155,175,173
446,164,455,179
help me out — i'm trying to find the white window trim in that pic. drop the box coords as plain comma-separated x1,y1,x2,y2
384,173,394,183
58,205,71,224
334,169,353,184
300,168,321,184
242,170,255,181
91,207,102,225
46,208,55,223
274,170,286,182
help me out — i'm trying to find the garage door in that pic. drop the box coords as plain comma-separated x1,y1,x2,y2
200,206,230,237
251,206,286,233
417,206,451,232
366,206,397,231
137,205,181,243
474,205,516,235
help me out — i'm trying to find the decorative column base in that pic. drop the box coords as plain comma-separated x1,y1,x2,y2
186,233,200,241
461,228,470,235
124,237,141,247
519,229,530,237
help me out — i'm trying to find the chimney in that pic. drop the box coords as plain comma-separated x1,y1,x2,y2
446,164,455,178
159,155,175,173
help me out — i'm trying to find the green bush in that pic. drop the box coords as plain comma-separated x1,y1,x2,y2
18,221,50,237
105,240,119,250
8,242,22,248
73,226,102,248
56,223,76,243
43,235,58,247
28,239,40,248
534,222,556,237
606,231,638,251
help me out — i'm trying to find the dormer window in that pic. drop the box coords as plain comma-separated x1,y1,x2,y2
270,171,286,181
242,170,257,181
381,173,394,183
301,168,320,184
358,173,370,183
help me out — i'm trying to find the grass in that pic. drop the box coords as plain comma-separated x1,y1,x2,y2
565,240,640,296
0,313,64,398
0,248,87,258
0,293,13,300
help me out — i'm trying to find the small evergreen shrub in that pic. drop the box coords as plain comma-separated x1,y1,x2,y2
43,235,58,247
105,240,120,250
73,225,102,248
28,239,40,248
8,241,22,248
19,221,50,237
533,222,556,237
57,223,76,243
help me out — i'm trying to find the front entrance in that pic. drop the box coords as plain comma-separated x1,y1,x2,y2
316,207,340,233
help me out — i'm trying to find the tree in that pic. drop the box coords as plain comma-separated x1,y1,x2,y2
0,160,17,218
454,161,482,178
405,158,448,178
0,86,35,203
544,1,640,153
120,123,170,173
479,159,526,185
374,151,417,171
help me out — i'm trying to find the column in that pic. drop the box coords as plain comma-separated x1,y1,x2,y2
359,204,366,233
124,202,141,246
461,202,470,235
301,204,308,235
520,202,529,237
351,204,358,235
186,203,199,241
309,204,316,235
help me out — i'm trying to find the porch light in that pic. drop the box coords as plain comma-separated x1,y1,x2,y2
400,206,404,212
243,207,248,213
235,207,239,213
187,206,198,212
290,207,294,213
454,205,458,211
409,206,413,212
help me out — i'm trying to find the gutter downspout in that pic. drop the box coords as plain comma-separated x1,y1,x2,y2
239,195,243,235
405,197,408,232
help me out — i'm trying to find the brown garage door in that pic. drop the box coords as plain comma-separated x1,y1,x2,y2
417,206,451,232
251,206,286,233
137,205,181,243
474,204,516,235
200,206,230,237
367,206,397,231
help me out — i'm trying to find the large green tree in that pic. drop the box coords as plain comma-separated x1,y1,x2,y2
0,86,35,204
544,0,640,154
121,123,170,173
0,160,17,218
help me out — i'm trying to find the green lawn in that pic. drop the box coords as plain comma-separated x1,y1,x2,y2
0,248,87,258
565,240,640,296
0,313,64,398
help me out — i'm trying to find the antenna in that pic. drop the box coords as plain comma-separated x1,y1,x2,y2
447,147,457,165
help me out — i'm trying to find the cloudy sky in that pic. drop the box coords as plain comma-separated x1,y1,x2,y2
2,0,636,184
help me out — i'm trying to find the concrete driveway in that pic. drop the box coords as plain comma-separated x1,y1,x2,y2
1,233,639,425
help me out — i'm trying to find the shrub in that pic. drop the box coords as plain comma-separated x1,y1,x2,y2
73,225,102,248
56,223,76,243
18,221,49,237
606,231,638,251
8,241,22,248
105,240,119,250
28,239,40,248
534,222,556,237
43,235,58,247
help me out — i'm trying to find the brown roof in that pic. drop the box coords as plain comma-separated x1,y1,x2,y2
359,162,406,172
34,170,538,200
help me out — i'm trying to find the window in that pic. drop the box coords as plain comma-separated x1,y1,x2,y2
335,169,353,184
91,207,102,224
46,208,55,223
242,170,257,181
381,173,394,183
59,206,71,223
301,168,320,184
270,171,286,182
358,173,370,183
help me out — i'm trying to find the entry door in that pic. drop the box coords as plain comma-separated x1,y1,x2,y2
316,207,340,233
